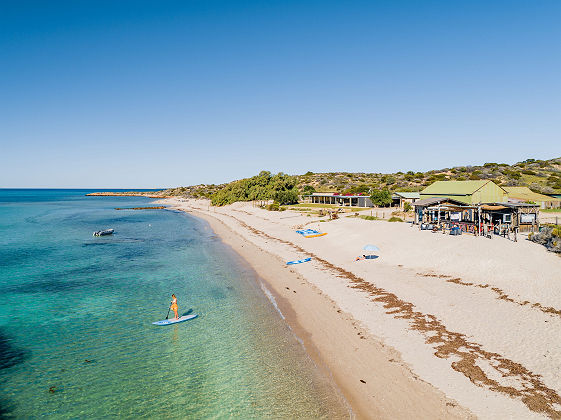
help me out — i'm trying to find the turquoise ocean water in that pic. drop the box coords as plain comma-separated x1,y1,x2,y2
0,190,349,418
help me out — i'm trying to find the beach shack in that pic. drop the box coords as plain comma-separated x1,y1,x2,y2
304,193,373,208
414,199,539,235
420,180,508,205
414,181,540,235
504,187,561,209
392,192,420,208
479,202,540,233
413,197,477,228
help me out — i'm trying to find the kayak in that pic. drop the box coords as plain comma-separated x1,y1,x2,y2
152,314,198,326
286,257,312,265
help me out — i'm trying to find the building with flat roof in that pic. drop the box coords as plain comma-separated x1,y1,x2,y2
305,193,373,208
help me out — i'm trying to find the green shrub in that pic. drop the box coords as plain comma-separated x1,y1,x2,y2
301,184,316,195
529,227,561,253
211,171,299,206
505,171,522,179
274,189,299,205
267,202,280,211
370,189,392,207
388,216,403,222
381,175,396,185
360,215,378,221
403,202,412,212
342,184,371,195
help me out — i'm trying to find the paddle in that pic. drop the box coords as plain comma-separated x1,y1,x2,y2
165,301,172,320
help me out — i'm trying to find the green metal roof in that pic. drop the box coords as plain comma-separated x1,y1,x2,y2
393,192,420,199
504,187,561,202
421,180,494,195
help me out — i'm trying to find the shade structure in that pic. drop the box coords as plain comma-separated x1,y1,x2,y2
363,244,380,252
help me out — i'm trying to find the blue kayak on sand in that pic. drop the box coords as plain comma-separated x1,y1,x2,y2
286,258,312,265
152,314,198,326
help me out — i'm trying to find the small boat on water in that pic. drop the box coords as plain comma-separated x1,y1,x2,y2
93,229,114,237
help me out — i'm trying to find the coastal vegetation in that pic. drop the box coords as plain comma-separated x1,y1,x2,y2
294,157,561,195
210,171,299,206
369,189,393,207
98,157,561,205
529,226,561,253
158,157,561,203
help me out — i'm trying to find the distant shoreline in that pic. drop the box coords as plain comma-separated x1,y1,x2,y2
86,191,166,198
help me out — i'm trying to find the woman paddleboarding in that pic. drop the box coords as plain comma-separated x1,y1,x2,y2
170,294,179,320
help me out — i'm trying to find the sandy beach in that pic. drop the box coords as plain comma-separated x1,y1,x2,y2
160,198,561,419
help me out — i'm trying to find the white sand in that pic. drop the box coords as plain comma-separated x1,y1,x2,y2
161,198,561,419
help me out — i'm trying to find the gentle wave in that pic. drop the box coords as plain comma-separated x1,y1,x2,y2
259,281,286,319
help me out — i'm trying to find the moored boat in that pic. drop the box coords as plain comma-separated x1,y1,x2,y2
93,229,114,236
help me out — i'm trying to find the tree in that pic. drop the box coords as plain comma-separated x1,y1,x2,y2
274,189,299,205
211,171,300,206
302,184,316,195
370,190,392,207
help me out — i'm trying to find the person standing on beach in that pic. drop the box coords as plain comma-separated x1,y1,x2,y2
170,294,179,320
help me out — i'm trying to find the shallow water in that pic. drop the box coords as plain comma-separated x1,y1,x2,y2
0,190,349,418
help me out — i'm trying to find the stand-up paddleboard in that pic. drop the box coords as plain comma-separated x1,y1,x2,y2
152,314,198,326
286,257,312,265
296,229,327,238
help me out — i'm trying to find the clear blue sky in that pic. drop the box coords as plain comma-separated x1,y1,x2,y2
1,0,560,188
